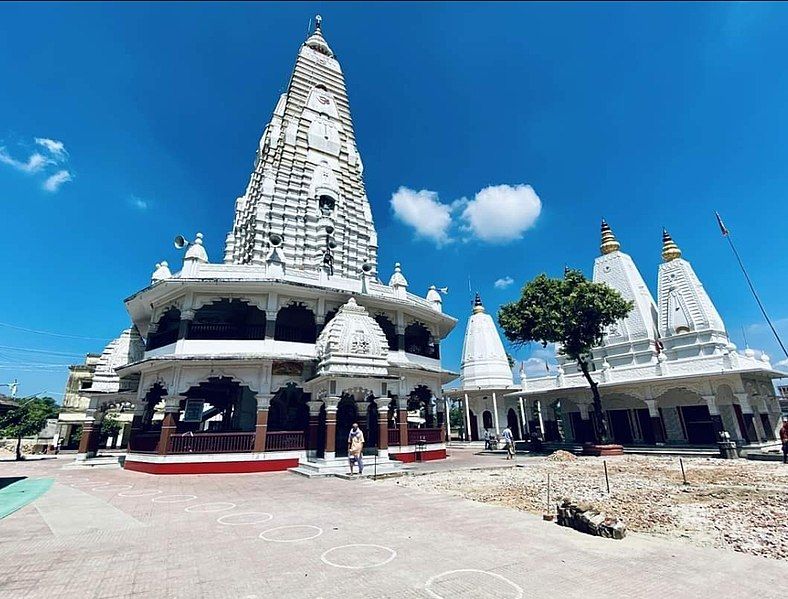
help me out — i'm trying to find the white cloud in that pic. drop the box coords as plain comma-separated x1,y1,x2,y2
460,184,542,243
521,357,550,377
390,186,453,247
0,148,49,173
43,170,72,192
776,358,788,371
129,195,149,210
35,137,67,160
494,276,514,290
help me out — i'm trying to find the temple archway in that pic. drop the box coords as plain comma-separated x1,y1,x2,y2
482,410,493,431
268,383,309,433
275,303,317,343
507,408,521,440
374,314,398,351
468,409,479,441
404,322,438,358
147,307,180,350
407,385,434,427
188,299,266,340
335,394,359,458
181,376,257,433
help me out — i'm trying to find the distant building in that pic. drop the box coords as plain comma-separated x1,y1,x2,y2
509,222,786,449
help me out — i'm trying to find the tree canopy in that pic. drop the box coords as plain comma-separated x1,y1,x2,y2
498,269,633,361
0,396,59,460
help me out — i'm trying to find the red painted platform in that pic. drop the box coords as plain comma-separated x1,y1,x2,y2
390,448,446,463
124,457,299,475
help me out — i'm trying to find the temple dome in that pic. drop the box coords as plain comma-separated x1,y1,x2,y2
460,294,514,389
304,15,334,57
315,298,389,376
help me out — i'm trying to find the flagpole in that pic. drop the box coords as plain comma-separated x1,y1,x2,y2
716,212,788,359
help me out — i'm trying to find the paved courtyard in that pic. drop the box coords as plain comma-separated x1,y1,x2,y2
0,448,785,598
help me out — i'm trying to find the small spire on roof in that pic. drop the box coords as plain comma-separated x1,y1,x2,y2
473,292,485,314
662,228,682,262
315,14,322,30
600,219,621,255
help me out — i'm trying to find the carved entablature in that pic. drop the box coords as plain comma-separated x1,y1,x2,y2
192,295,268,313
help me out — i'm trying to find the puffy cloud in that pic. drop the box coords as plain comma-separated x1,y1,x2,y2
494,276,514,289
129,195,149,210
390,186,453,247
35,137,67,159
775,358,788,371
460,184,542,243
43,170,72,192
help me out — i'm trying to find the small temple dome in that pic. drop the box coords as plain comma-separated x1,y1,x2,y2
600,219,621,255
661,228,682,262
304,15,334,57
460,293,514,389
151,261,172,283
315,297,389,376
426,285,443,311
185,232,208,263
388,262,408,288
761,352,770,363
744,347,756,358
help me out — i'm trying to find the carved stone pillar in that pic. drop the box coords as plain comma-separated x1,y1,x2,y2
534,399,545,440
644,399,666,444
265,311,278,340
703,395,725,437
735,393,759,443
491,392,500,434
324,396,340,459
157,400,180,455
178,309,194,340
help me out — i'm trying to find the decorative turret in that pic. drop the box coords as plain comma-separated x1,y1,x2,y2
151,261,171,283
389,263,408,299
460,293,514,389
657,228,728,354
426,285,443,312
184,233,208,263
600,219,620,255
592,220,659,365
661,228,682,261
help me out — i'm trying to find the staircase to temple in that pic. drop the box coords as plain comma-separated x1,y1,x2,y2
289,454,408,478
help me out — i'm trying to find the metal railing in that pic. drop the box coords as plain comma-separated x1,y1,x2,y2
128,433,159,453
265,431,305,451
388,429,401,446
167,432,255,454
187,323,266,340
273,324,317,343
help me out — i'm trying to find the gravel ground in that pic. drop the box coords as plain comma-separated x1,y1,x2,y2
384,454,788,560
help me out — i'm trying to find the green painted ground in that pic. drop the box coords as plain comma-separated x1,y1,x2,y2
0,478,53,519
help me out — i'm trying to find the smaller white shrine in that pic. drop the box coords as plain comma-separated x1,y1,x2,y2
445,294,525,441
508,222,785,450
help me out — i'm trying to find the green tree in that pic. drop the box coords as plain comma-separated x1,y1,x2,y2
498,269,633,444
100,414,122,442
0,396,59,460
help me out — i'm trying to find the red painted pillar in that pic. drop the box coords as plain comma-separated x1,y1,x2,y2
254,409,269,452
78,419,101,457
378,404,389,451
325,407,338,458
158,410,179,455
398,408,409,447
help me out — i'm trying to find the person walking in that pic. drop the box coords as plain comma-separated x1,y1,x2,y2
502,425,515,460
483,429,491,450
780,418,788,465
348,422,365,475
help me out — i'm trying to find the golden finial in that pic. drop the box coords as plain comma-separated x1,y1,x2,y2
472,292,485,314
662,228,682,261
600,219,620,255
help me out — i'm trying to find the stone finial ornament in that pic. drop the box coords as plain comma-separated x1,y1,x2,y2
184,232,208,263
389,262,408,288
600,219,621,255
151,261,172,283
661,228,682,262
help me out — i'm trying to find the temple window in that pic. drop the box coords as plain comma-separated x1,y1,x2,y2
275,303,317,343
187,299,266,340
147,307,181,350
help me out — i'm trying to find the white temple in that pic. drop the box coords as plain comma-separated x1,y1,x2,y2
444,294,525,441
74,17,458,473
508,222,785,449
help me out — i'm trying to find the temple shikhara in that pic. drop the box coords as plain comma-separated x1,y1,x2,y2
70,17,457,474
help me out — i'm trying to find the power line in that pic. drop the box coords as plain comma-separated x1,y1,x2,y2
0,321,108,341
0,345,86,357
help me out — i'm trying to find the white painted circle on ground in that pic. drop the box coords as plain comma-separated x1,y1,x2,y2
89,482,114,489
425,570,523,599
117,489,161,497
151,494,197,504
185,502,236,513
259,525,323,542
69,481,96,487
217,512,273,526
95,484,133,492
320,544,397,569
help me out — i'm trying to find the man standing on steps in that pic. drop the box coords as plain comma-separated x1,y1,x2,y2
348,422,365,475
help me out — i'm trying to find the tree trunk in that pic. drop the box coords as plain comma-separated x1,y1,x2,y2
578,360,610,444
16,435,23,461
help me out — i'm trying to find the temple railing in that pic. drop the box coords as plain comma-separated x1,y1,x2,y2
167,432,255,454
387,429,401,446
128,433,159,453
187,323,266,340
265,431,305,451
410,428,444,445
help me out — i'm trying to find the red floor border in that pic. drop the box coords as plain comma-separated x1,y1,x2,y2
124,458,299,475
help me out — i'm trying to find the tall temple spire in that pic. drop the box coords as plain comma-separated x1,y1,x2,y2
600,219,620,255
460,293,513,389
224,15,377,279
661,228,682,262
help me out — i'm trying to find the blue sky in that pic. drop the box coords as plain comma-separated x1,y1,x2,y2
2,2,788,399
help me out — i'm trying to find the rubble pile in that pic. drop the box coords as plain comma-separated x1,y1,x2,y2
556,499,626,539
545,450,577,462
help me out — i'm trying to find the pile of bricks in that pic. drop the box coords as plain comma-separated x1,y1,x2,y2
556,499,627,540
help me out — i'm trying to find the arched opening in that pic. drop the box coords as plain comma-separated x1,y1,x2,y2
407,385,434,428
268,383,309,433
335,394,359,458
468,409,479,441
318,194,336,216
374,315,398,351
188,299,266,340
482,410,493,432
366,398,379,449
404,322,439,358
140,383,168,432
181,377,257,433
275,303,317,343
507,408,521,440
147,307,181,350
